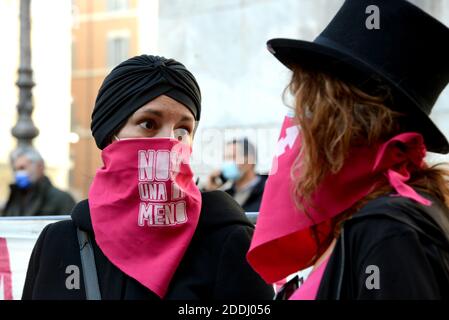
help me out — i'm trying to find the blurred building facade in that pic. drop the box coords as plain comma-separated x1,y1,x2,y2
70,0,158,199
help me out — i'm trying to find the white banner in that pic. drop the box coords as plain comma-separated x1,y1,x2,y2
0,216,70,300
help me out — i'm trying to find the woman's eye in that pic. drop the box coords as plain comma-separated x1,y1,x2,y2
174,128,190,141
139,121,155,130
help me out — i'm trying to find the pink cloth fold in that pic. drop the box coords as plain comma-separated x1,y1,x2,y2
289,256,331,300
0,238,13,300
247,115,431,284
373,134,431,206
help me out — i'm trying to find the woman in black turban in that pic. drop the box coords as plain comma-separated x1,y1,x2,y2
22,55,274,300
91,55,202,149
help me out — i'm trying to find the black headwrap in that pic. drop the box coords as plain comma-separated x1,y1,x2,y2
91,55,201,149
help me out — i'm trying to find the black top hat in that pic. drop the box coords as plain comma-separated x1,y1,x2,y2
268,0,449,154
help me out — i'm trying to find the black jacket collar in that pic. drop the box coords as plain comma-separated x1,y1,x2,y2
349,192,449,250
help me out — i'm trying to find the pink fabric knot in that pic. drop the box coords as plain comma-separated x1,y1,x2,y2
373,133,431,206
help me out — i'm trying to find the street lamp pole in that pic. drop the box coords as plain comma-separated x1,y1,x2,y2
11,0,39,152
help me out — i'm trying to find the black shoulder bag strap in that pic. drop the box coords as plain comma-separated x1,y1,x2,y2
76,227,102,300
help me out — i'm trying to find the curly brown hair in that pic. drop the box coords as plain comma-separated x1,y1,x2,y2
286,64,449,265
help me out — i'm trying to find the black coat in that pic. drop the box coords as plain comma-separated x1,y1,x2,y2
1,176,76,217
317,193,449,299
22,190,274,300
225,175,268,213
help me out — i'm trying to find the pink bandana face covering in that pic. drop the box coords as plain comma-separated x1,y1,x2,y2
88,137,202,298
247,114,431,284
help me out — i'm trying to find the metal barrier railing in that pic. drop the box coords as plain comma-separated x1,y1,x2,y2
245,212,259,224
0,213,258,223
0,216,71,221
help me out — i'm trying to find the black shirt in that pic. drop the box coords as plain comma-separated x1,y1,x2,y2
317,193,449,299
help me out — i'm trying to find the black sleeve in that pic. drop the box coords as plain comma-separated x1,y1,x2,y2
21,223,51,300
213,226,275,300
354,229,442,299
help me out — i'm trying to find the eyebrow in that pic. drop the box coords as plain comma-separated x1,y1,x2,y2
139,109,194,123
140,109,163,118
179,115,194,122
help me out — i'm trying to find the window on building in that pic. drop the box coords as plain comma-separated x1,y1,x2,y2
107,36,130,68
106,0,129,11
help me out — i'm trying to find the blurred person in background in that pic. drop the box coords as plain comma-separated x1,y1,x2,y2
1,147,75,216
205,138,267,212
22,55,274,300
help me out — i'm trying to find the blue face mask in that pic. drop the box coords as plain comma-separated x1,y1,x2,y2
221,162,242,181
15,170,31,189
